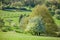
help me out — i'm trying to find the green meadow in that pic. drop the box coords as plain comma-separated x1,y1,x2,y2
0,32,60,40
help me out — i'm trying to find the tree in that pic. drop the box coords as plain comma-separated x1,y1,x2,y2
29,5,58,36
25,16,45,35
0,18,5,28
19,16,29,31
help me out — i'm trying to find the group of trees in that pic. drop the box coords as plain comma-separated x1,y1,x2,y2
45,0,60,20
0,0,60,7
19,5,60,37
18,0,60,37
30,5,59,36
1,0,46,9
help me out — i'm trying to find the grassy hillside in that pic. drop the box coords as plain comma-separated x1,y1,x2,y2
0,10,31,26
0,10,60,26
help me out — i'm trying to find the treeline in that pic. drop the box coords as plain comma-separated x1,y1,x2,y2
2,0,45,6
0,0,45,10
0,0,60,10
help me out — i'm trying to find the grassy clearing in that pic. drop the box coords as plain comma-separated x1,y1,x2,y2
0,32,60,40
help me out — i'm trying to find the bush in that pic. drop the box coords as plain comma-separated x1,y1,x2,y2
54,32,60,37
55,9,60,15
7,27,14,31
15,29,23,33
20,17,29,30
0,18,5,28
50,11,55,16
45,1,52,7
1,27,8,32
45,0,58,7
11,2,23,8
1,26,20,32
55,9,60,20
56,15,60,20
48,6,57,16
1,26,15,32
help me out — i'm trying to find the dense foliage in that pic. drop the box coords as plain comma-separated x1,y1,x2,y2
19,5,59,36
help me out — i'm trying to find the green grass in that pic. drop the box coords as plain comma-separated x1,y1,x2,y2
0,32,60,40
53,17,60,26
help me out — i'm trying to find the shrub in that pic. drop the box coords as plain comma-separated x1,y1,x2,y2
11,2,23,8
0,18,5,28
1,27,8,32
50,11,55,16
55,9,60,15
56,15,60,20
54,32,60,37
48,7,52,11
45,0,58,7
7,26,14,31
55,9,60,20
48,6,56,16
45,1,52,7
15,29,23,33
19,17,29,31
19,14,23,22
